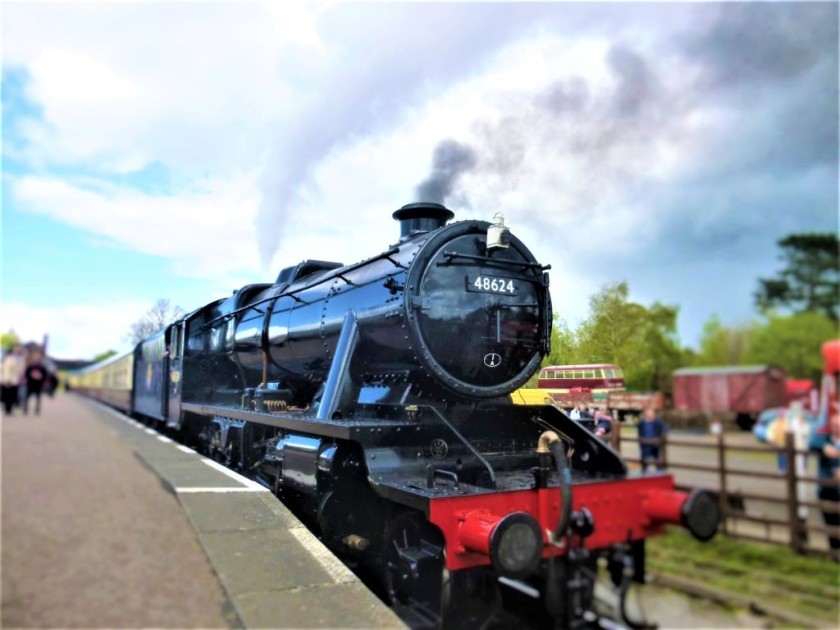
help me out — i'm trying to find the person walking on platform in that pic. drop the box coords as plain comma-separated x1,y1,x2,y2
638,407,668,472
809,412,840,556
1,346,24,415
23,353,47,415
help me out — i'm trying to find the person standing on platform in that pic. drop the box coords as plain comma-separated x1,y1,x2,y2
638,407,668,472
809,412,840,556
1,346,24,415
23,352,47,415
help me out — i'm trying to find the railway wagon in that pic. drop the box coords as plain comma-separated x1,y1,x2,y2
69,204,719,629
68,352,133,411
672,365,787,430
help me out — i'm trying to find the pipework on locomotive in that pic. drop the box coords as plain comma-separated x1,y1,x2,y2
70,203,719,629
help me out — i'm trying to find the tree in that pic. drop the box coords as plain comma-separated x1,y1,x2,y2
128,299,185,345
545,317,580,366
755,233,839,322
1,329,21,353
574,282,684,391
693,316,756,366
744,312,837,381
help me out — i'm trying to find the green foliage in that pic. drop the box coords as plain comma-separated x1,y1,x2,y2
1,330,21,353
693,316,757,366
744,312,837,380
755,233,839,322
92,349,118,363
545,282,684,391
545,317,580,366
693,312,836,380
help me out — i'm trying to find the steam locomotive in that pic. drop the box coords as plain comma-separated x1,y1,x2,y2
71,203,718,628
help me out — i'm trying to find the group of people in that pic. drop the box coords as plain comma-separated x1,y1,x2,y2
569,402,669,472
1,344,54,416
569,403,615,439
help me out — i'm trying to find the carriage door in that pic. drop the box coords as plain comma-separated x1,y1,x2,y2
167,322,185,427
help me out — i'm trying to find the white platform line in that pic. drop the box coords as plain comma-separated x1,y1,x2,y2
288,526,357,584
200,457,268,492
177,444,196,454
175,487,266,494
156,435,173,443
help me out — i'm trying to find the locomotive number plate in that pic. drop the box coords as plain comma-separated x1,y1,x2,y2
466,275,518,295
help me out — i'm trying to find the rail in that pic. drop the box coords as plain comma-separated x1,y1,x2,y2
613,423,839,557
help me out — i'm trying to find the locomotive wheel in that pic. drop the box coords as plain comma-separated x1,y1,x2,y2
383,513,446,626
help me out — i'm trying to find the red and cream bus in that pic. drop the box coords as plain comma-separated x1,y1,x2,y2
537,363,626,402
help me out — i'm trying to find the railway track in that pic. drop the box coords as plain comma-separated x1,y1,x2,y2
647,531,839,628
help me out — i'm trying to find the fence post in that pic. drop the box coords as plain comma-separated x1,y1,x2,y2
784,431,802,553
659,432,668,470
717,432,728,535
610,418,621,454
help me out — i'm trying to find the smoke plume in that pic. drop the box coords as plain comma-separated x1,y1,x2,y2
414,139,478,203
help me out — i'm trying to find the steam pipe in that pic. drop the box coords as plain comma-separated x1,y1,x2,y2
537,431,573,539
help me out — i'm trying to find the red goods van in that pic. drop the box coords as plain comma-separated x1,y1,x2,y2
672,365,787,429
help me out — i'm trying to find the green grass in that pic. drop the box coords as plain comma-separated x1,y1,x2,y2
647,528,839,624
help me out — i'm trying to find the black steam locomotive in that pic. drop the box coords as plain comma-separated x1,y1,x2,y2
73,203,718,628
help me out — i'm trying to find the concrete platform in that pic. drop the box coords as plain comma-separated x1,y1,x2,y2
2,393,404,629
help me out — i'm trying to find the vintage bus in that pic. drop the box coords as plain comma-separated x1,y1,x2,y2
537,363,626,403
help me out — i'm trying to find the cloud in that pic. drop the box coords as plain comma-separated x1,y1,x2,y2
681,2,838,87
0,300,150,359
3,2,308,175
9,172,262,281
3,1,837,354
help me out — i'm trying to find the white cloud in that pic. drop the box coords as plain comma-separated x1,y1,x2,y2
4,2,316,175
0,300,149,359
10,172,262,282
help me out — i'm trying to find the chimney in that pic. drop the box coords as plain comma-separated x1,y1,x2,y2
392,202,454,242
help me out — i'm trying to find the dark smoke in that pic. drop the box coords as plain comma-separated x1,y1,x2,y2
680,2,837,87
534,76,589,114
607,44,653,117
415,139,478,203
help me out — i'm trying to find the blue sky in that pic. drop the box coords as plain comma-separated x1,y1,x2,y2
1,2,837,359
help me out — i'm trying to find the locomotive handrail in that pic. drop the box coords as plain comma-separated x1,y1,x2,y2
440,250,551,271
424,405,497,488
201,246,402,329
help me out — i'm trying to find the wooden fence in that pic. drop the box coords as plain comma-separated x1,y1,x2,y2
611,424,839,558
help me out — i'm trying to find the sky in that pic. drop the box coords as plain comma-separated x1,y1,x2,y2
1,1,837,360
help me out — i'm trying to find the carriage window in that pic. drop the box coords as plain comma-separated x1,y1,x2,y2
604,369,614,378
544,371,554,379
594,370,603,378
573,370,583,379
584,370,594,378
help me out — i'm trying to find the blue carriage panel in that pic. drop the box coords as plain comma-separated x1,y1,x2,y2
133,331,168,421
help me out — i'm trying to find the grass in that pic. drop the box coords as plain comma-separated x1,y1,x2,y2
647,528,839,624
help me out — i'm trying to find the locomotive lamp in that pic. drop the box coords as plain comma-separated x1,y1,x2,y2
458,510,543,579
486,212,511,250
